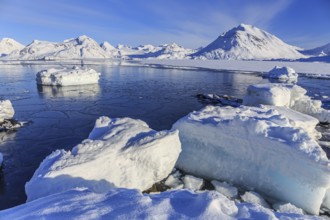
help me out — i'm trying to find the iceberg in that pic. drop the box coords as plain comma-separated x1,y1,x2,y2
36,66,100,86
0,100,14,123
264,66,298,81
172,105,330,214
243,83,330,123
25,116,181,201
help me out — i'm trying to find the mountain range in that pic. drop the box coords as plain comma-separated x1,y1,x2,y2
0,24,329,61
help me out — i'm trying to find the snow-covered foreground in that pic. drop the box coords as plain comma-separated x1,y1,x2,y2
25,116,181,201
173,105,330,214
36,66,100,86
0,188,321,220
141,59,330,78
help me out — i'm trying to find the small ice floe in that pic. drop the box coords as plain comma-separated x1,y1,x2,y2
0,99,24,131
25,116,181,201
243,83,330,123
36,66,100,86
183,175,204,191
273,202,305,215
263,66,298,82
241,191,270,208
211,180,238,199
172,105,330,214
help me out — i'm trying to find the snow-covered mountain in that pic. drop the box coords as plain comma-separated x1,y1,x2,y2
129,43,195,59
300,43,330,56
193,24,305,60
4,35,112,60
100,41,120,58
0,38,24,57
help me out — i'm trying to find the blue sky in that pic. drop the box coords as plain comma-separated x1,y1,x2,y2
0,0,329,49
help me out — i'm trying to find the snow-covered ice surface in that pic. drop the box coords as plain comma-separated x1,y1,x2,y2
36,66,100,86
0,188,321,220
264,66,298,81
25,116,181,201
0,100,14,123
172,105,330,214
243,83,330,123
141,59,330,78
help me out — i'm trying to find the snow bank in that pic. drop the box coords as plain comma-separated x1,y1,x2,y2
243,83,330,123
0,100,14,123
264,66,298,81
172,105,330,214
0,188,320,220
36,66,100,86
25,116,181,201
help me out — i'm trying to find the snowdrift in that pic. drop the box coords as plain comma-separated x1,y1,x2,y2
172,105,330,214
36,66,100,86
243,83,330,123
25,116,181,201
0,188,321,219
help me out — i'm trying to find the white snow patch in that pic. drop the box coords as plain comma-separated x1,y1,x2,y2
25,116,181,201
243,83,330,123
211,180,238,199
264,66,298,81
183,175,204,190
0,100,15,123
172,105,330,214
36,66,100,86
0,38,24,56
241,191,270,208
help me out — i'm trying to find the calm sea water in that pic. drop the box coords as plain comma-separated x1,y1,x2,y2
0,62,329,210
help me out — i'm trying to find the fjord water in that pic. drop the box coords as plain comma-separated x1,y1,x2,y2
0,63,329,210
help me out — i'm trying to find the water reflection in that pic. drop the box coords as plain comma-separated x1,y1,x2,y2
37,84,101,99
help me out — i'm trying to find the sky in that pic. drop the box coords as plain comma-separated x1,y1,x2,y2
0,0,329,49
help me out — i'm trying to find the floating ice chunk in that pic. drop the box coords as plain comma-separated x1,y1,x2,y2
25,116,181,201
183,175,204,190
244,83,330,123
273,202,304,215
0,100,14,123
36,66,100,86
172,105,330,214
241,191,270,208
211,180,238,199
264,66,298,81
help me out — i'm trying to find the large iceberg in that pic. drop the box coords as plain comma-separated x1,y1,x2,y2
243,83,330,123
25,116,181,201
0,188,320,219
264,66,298,81
0,100,14,123
36,66,100,86
172,105,330,214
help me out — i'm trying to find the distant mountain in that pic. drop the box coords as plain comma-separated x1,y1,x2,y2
100,41,120,58
4,35,112,60
193,24,305,60
0,38,24,57
300,43,330,56
130,43,195,59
